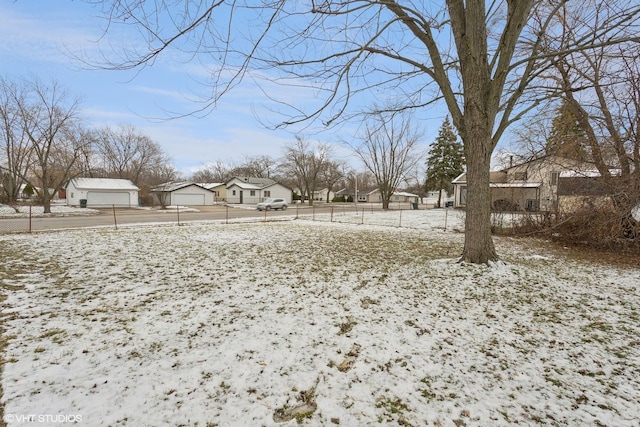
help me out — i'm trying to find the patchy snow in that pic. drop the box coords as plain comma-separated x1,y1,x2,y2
1,210,639,426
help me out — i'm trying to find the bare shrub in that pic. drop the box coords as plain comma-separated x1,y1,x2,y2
491,211,551,236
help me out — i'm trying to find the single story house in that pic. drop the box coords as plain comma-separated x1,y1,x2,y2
66,178,139,207
225,177,292,204
423,190,453,207
366,189,420,203
336,188,419,204
291,187,337,202
335,188,371,202
452,155,607,212
150,181,216,206
198,182,226,202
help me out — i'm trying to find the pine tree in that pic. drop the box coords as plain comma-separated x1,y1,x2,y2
425,117,465,207
546,100,589,161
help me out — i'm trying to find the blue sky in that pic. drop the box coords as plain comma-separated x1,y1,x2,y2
0,1,451,177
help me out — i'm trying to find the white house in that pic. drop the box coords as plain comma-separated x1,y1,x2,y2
150,182,216,206
225,177,292,204
365,189,420,203
66,178,139,207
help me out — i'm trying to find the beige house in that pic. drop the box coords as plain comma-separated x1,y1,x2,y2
452,155,600,212
199,182,226,202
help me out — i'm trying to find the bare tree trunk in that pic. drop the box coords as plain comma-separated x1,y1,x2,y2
461,131,498,264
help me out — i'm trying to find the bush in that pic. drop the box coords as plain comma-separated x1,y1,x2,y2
332,195,346,202
551,205,637,246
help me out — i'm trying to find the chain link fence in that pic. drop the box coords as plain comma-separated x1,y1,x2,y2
1,202,457,234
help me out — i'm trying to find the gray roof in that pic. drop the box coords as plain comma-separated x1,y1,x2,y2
68,178,139,191
225,176,277,188
151,181,213,192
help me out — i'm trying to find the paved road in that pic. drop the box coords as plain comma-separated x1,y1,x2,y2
0,204,361,233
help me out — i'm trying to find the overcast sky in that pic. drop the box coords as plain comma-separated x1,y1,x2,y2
0,1,456,177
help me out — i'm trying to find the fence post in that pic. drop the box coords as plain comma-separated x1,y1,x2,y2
444,208,448,231
361,207,364,225
29,205,32,233
113,204,118,230
226,205,229,224
296,202,299,219
399,209,402,228
313,205,315,221
177,205,180,226
330,206,334,222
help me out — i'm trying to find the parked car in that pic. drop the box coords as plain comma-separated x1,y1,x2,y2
256,198,288,211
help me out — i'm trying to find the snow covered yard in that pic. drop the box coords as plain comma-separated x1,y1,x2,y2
1,210,639,426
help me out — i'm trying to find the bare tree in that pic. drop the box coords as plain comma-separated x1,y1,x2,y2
280,137,331,206
8,78,87,213
352,110,422,210
191,161,232,183
319,160,346,202
95,124,170,185
230,155,277,179
0,78,32,202
86,1,640,263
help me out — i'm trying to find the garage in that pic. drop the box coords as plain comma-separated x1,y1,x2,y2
87,191,132,207
150,182,216,206
173,193,205,206
66,178,139,208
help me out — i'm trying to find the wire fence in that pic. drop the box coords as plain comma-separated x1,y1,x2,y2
0,202,458,234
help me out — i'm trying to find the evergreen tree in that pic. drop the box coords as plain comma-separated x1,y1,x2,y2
425,117,465,207
546,99,589,161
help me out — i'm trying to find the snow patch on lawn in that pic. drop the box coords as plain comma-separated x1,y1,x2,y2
1,210,639,426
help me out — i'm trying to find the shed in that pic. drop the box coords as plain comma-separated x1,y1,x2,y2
66,178,139,207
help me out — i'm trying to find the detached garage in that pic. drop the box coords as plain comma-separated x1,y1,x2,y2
151,182,215,206
66,178,139,208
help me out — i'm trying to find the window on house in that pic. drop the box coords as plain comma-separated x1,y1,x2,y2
526,199,539,212
250,190,256,196
264,191,271,197
460,186,467,205
551,172,559,186
514,172,527,181
232,190,236,196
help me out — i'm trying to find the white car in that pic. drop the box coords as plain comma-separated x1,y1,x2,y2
256,198,288,211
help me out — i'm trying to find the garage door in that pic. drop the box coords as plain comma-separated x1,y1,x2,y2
173,194,206,206
87,191,131,207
